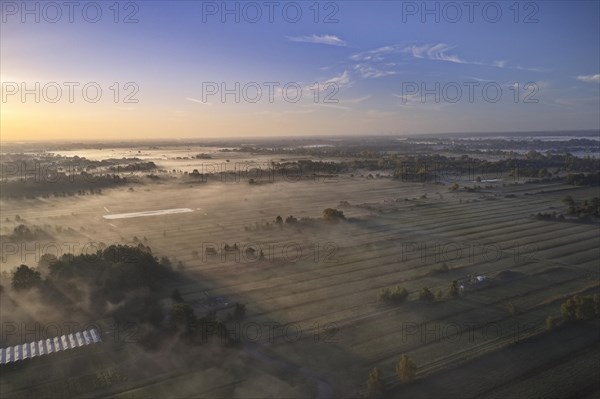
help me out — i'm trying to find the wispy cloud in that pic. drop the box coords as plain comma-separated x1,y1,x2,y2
398,43,545,71
514,65,548,72
286,34,346,47
465,76,493,82
350,45,400,62
186,97,212,105
324,70,351,88
405,43,466,64
576,74,600,83
354,64,399,78
392,93,420,107
349,46,403,78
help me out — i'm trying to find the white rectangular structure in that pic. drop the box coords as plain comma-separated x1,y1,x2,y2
38,340,46,356
75,332,85,347
68,334,76,348
90,329,100,343
54,337,62,352
22,343,29,360
1,328,102,364
61,335,69,350
83,330,92,345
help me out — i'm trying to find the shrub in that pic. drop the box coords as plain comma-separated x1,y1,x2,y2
447,280,460,298
395,354,417,383
379,286,408,303
322,208,346,221
506,302,519,315
560,295,599,321
546,315,558,330
419,287,435,302
367,367,385,398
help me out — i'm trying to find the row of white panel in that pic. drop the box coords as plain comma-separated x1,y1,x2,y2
0,329,101,364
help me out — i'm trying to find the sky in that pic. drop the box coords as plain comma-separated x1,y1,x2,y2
1,0,599,141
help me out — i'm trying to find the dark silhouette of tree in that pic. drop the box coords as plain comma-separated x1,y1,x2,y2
38,253,58,275
11,265,42,290
49,245,172,291
322,208,346,221
379,286,408,303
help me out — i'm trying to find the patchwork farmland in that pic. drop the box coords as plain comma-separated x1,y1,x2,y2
1,143,598,397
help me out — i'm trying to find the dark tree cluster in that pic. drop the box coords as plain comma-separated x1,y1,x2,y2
322,208,346,221
378,286,409,303
560,294,600,322
563,196,600,218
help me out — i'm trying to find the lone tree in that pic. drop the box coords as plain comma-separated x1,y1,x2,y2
367,367,385,398
396,354,417,383
11,265,42,291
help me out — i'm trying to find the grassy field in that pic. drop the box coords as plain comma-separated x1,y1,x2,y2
1,155,599,398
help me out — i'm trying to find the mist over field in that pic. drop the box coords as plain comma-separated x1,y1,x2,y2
1,1,599,398
1,134,599,398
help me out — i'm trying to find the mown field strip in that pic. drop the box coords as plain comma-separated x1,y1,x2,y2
369,284,600,390
174,228,598,314
350,276,593,359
